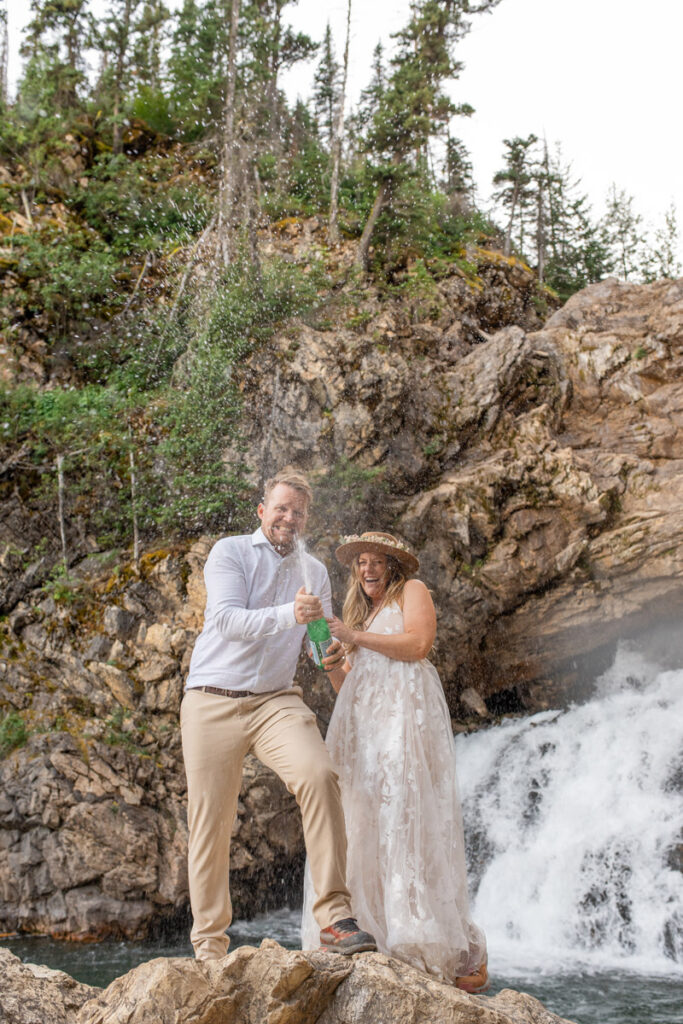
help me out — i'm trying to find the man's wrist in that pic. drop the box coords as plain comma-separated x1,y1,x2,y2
277,602,297,630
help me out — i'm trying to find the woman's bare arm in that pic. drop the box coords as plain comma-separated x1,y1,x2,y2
327,579,436,663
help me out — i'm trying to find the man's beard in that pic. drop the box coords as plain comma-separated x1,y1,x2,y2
265,527,297,555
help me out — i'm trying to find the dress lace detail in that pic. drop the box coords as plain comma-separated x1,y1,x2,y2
301,602,486,982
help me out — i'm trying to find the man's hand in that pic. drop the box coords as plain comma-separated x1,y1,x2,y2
294,586,324,625
322,638,346,673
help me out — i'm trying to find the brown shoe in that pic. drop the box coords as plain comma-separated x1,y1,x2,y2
319,917,377,955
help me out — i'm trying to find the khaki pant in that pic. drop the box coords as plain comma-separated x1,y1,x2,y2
180,686,352,959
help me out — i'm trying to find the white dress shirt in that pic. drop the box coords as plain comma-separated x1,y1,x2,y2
185,527,332,693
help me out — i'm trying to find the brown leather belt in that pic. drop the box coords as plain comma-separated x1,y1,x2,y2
195,685,255,698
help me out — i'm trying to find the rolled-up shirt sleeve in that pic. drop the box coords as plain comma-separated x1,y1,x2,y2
205,542,297,641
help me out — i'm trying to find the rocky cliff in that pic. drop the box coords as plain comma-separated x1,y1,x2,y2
1,266,682,940
1,941,575,1024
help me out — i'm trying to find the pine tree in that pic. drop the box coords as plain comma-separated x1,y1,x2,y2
492,134,538,258
328,0,351,245
0,0,8,107
19,0,95,116
312,22,339,145
518,142,613,298
444,135,474,209
356,0,500,269
167,0,228,136
352,41,385,138
132,0,171,91
644,204,682,281
99,0,145,153
241,0,317,143
601,185,646,281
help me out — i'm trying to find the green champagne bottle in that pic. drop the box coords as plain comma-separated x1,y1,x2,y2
307,616,333,669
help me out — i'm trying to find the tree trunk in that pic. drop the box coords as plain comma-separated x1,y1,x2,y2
112,0,134,155
328,0,352,246
129,446,139,568
356,179,389,270
504,180,518,257
536,181,545,283
0,5,8,107
217,0,241,266
56,454,68,569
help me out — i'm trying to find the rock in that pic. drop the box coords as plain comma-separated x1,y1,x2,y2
0,725,300,939
0,948,98,1024
135,655,177,683
460,687,488,717
143,623,173,653
89,664,136,709
75,941,575,1024
103,606,137,640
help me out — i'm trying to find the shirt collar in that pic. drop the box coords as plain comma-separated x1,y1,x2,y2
251,527,297,561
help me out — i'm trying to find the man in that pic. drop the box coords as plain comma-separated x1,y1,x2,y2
180,469,376,960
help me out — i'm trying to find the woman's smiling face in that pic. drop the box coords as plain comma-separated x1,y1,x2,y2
358,551,389,604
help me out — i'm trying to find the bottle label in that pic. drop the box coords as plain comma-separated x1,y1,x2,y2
310,637,334,669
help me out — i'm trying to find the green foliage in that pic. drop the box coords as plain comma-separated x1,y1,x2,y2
155,257,323,532
131,86,176,136
79,153,211,256
0,711,28,758
4,229,121,325
41,564,82,604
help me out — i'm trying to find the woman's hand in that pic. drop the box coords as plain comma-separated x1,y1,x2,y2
327,615,356,646
321,638,346,672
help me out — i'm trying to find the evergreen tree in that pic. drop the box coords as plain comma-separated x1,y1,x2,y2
240,0,317,142
356,0,500,268
167,0,228,136
601,185,646,281
132,0,171,91
19,0,95,116
644,204,682,281
328,0,351,245
444,135,474,209
492,134,537,257
352,40,385,138
540,145,612,297
98,0,145,152
0,0,8,107
312,22,339,145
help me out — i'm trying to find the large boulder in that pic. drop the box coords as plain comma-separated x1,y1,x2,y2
0,948,98,1024
75,941,573,1024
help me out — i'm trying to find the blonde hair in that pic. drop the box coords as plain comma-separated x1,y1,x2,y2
262,469,313,508
342,553,408,653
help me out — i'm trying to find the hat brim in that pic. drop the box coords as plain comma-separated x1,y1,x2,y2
335,539,420,574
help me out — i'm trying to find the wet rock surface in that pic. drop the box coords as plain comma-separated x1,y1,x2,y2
2,941,575,1024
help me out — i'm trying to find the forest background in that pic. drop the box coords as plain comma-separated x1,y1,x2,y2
0,0,681,587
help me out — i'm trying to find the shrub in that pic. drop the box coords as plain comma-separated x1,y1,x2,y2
0,711,28,757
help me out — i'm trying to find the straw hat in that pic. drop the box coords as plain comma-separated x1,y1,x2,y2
335,532,420,574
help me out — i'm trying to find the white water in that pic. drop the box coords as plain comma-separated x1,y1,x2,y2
456,642,683,977
295,536,313,594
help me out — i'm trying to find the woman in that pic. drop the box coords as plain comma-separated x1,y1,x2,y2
301,532,488,992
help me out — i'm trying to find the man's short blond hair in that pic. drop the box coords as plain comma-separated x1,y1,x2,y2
262,469,313,508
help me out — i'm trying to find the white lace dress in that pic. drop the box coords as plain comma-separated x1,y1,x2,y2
301,601,487,982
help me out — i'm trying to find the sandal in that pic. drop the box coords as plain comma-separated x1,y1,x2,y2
455,962,490,994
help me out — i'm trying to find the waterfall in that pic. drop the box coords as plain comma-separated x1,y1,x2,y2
456,641,683,975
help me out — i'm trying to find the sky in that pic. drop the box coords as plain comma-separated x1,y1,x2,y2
6,0,683,251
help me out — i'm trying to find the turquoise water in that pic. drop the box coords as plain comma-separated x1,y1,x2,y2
2,909,682,1024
